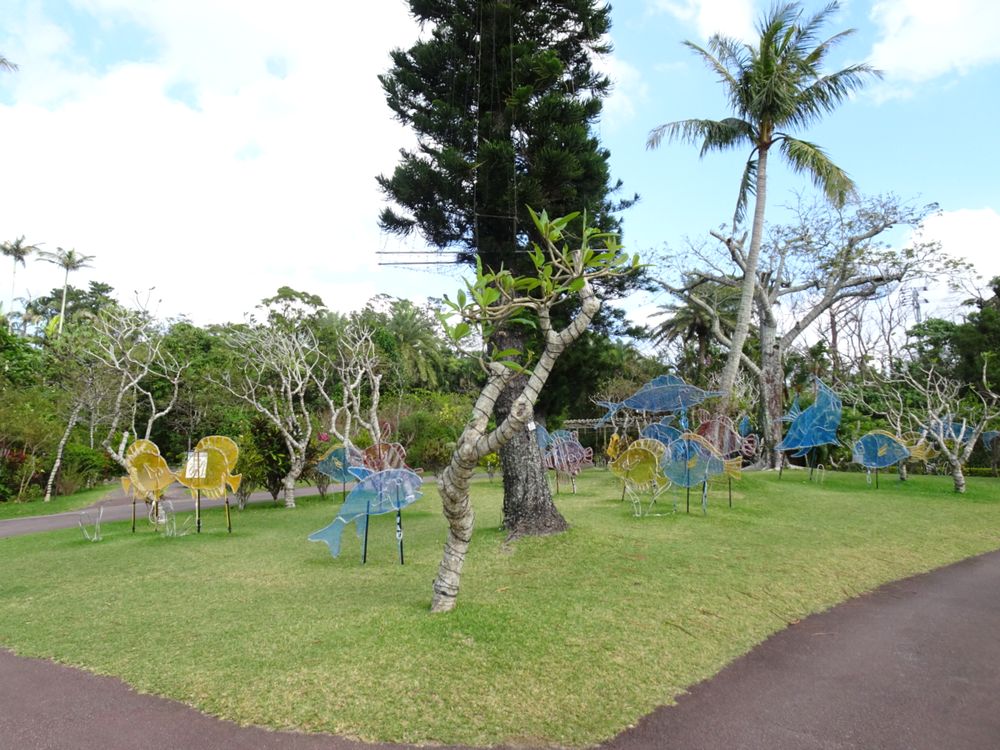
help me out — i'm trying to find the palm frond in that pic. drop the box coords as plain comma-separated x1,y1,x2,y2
787,64,882,128
0,55,17,73
778,135,855,207
683,40,739,92
733,157,758,228
647,118,752,152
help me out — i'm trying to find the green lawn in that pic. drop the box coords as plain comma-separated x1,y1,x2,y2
0,483,114,520
1,469,998,746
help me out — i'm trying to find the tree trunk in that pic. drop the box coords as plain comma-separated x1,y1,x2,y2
717,145,770,408
497,383,567,538
44,401,83,501
950,460,966,493
282,459,303,508
58,269,69,335
493,325,567,538
898,462,908,481
758,316,784,469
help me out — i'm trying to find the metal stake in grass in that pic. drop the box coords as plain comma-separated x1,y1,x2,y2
362,498,371,564
196,489,202,533
395,482,404,565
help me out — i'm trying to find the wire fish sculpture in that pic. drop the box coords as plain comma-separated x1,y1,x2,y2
661,433,741,514
308,468,423,564
609,444,669,517
596,374,724,427
777,378,842,458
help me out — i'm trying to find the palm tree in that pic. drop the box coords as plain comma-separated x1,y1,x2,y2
0,55,16,72
384,298,446,389
36,247,95,334
1,236,40,332
647,1,880,408
653,280,740,382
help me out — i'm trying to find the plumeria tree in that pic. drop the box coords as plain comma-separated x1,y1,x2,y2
430,209,636,612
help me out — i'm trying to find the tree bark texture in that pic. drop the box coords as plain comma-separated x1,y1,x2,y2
950,462,966,494
496,376,568,538
44,401,83,502
493,327,567,539
718,146,769,408
758,317,784,469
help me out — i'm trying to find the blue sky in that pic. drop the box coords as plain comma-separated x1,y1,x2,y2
1,0,998,331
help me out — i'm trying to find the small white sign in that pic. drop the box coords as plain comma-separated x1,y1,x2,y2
527,421,536,432
186,451,208,479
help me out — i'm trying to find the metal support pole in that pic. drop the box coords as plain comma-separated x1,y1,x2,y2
196,490,202,533
131,499,136,533
362,499,370,564
396,510,404,565
225,498,231,533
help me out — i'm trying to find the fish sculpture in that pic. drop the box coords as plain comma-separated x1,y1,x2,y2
308,468,423,561
316,445,358,484
543,433,593,476
609,444,668,516
983,430,999,451
776,378,842,457
695,415,746,458
660,433,741,514
596,375,724,426
120,440,176,532
189,436,242,496
923,419,977,449
853,430,933,469
660,433,741,488
361,442,411,472
640,420,682,446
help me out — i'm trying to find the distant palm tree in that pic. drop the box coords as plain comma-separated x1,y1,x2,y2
384,298,446,389
654,281,739,378
0,55,16,72
36,247,95,334
1,236,40,332
647,1,880,406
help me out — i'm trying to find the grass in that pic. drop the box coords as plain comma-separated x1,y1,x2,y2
0,483,114,520
0,469,998,746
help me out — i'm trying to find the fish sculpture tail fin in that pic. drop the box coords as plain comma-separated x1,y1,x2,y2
121,476,131,496
308,518,346,558
907,441,932,462
227,473,242,494
595,401,622,427
723,457,742,479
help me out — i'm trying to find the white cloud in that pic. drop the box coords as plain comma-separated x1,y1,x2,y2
0,0,460,325
869,0,1000,84
910,207,1000,317
649,0,755,42
592,46,648,129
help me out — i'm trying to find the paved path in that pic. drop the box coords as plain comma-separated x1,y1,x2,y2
2,547,999,749
0,485,331,539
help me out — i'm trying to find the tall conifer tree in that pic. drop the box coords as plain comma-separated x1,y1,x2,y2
379,0,629,536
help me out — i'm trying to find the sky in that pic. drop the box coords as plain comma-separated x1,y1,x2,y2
1,0,998,332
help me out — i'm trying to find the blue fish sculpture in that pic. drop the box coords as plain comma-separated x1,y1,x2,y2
776,378,842,457
597,375,724,426
660,433,741,488
308,468,423,558
852,431,911,469
641,421,682,445
315,446,356,483
983,430,999,452
924,419,977,448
